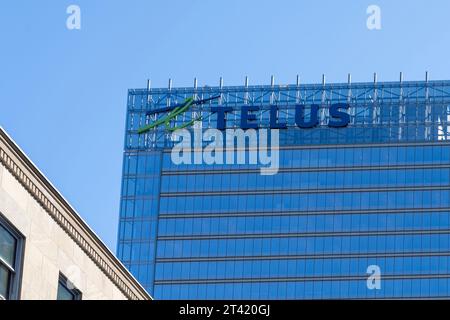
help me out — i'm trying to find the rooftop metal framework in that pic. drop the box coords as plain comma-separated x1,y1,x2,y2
125,76,450,150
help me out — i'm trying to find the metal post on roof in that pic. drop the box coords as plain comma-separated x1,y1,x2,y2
321,74,326,125
219,77,224,104
167,78,172,107
347,73,352,104
244,76,249,104
399,72,405,139
373,73,379,124
193,77,198,100
146,79,151,105
270,75,275,104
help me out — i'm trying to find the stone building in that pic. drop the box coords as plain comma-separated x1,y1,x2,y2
0,127,151,300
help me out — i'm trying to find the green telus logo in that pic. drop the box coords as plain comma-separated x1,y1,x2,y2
138,95,220,134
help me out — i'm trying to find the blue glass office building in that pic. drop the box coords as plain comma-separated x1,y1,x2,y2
117,77,450,299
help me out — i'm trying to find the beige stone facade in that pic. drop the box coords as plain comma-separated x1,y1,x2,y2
0,127,151,300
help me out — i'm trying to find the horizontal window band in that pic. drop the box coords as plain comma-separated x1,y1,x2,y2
157,228,450,241
161,164,450,176
351,296,450,300
120,195,159,200
120,250,450,265
126,139,450,154
157,140,450,153
158,207,450,219
132,124,450,139
119,217,159,222
118,239,156,245
153,273,450,285
160,185,450,197
155,251,450,263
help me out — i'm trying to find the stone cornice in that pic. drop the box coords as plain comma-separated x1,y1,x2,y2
0,128,151,300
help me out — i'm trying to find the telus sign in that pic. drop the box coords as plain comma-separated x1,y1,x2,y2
212,103,350,130
137,97,350,175
138,95,350,134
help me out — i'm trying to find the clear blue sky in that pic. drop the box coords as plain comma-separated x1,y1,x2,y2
1,0,449,250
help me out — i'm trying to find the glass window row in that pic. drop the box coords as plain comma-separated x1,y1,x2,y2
159,190,450,214
129,125,450,150
161,145,450,171
124,263,154,289
118,241,156,263
157,211,450,236
118,219,158,241
122,177,160,197
119,199,159,219
153,277,450,299
155,255,450,281
156,234,450,258
123,152,162,176
160,168,450,193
